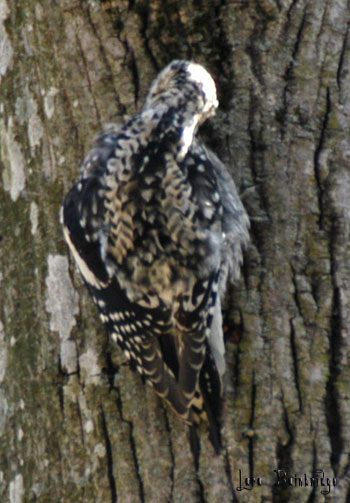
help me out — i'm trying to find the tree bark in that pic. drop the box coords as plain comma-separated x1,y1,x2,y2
1,0,349,502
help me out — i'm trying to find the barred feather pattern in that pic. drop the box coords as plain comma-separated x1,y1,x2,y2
62,60,250,451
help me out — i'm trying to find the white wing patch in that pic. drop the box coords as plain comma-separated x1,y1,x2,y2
63,227,109,289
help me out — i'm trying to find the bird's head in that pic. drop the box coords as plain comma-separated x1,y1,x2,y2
144,60,218,122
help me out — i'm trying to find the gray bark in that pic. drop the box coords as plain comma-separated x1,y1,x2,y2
0,1,350,502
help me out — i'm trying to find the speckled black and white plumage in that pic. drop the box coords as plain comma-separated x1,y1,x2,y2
62,60,250,451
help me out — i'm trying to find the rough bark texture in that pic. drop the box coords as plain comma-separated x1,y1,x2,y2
1,1,350,502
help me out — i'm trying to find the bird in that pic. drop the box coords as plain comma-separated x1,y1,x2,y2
62,60,250,453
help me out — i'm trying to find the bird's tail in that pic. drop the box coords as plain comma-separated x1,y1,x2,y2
189,342,223,460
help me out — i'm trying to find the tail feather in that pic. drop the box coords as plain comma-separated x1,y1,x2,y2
188,342,223,454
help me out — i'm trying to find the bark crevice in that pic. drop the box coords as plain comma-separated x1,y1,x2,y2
101,405,118,503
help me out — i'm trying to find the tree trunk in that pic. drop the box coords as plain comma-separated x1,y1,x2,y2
1,1,349,501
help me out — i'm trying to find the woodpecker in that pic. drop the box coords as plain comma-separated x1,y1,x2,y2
62,60,250,452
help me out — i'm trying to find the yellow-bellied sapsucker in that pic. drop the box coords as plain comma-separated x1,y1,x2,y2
62,60,250,452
